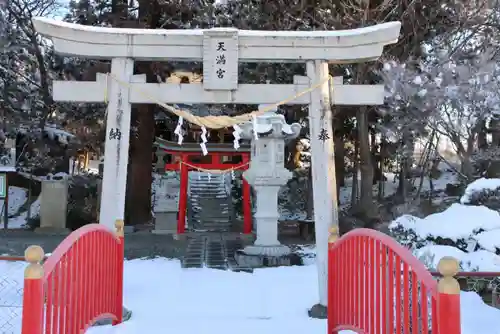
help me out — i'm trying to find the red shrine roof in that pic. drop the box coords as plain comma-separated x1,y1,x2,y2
155,138,250,154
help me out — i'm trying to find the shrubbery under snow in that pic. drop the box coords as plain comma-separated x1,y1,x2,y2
390,178,500,271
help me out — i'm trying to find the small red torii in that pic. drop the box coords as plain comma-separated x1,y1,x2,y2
156,138,252,234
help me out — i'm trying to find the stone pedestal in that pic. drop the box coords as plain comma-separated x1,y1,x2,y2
37,176,70,234
152,211,178,235
242,182,291,257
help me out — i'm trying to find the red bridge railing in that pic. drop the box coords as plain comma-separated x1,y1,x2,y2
328,228,461,334
21,220,125,334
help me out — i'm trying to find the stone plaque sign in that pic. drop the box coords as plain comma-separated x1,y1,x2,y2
203,29,239,90
154,175,180,213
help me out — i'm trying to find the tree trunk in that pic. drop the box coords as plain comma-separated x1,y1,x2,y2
334,135,345,188
306,166,314,219
478,120,488,150
351,134,359,207
378,136,387,200
123,0,159,226
125,104,155,225
357,106,375,218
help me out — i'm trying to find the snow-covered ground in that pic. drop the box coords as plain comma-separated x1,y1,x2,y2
0,185,40,229
1,257,500,334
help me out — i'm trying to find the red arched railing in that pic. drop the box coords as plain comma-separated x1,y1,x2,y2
21,221,125,334
328,228,461,334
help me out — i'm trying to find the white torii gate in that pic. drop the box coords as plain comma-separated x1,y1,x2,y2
32,17,401,313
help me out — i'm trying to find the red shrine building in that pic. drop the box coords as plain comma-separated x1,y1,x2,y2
152,127,253,235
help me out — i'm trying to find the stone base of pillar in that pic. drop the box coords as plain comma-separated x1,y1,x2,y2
308,303,328,319
242,244,291,257
93,306,132,326
235,245,302,268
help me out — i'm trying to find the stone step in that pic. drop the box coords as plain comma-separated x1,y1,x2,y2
191,198,230,204
188,174,232,232
192,219,231,224
191,217,230,222
190,188,226,193
191,213,230,218
193,219,231,225
181,235,254,272
189,184,226,189
191,200,230,206
191,196,228,200
191,205,230,210
191,205,230,211
189,183,225,187
191,202,228,207
190,193,228,198
191,208,230,213
194,227,231,233
189,176,226,181
189,191,228,196
189,189,227,194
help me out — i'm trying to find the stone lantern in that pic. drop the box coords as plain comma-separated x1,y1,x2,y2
239,105,301,258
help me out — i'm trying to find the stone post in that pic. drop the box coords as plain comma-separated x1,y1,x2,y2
37,175,70,234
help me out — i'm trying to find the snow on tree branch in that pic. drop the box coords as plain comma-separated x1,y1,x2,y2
381,47,500,178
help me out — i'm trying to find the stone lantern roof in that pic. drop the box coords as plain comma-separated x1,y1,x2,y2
240,112,301,140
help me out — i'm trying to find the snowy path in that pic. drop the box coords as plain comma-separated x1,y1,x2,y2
88,258,326,334
88,258,500,334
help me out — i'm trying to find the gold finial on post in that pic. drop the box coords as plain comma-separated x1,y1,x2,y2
328,225,339,243
24,245,45,279
437,256,460,294
115,219,124,237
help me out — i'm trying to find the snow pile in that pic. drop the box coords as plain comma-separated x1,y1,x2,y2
6,196,41,229
0,186,40,229
0,186,30,228
390,203,500,250
390,180,500,272
0,186,27,215
415,245,500,271
460,177,500,206
473,229,500,253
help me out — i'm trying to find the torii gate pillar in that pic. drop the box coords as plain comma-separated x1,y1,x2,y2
32,17,401,316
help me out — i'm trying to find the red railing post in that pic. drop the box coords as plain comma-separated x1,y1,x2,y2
437,256,461,334
177,158,188,234
327,226,339,334
241,153,252,234
21,245,45,334
114,219,125,325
